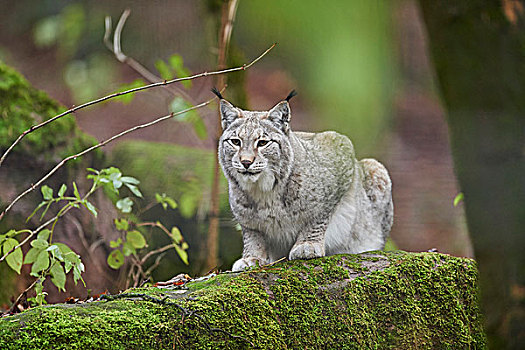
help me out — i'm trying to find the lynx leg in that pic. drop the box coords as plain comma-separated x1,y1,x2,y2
360,158,394,238
232,227,269,271
289,220,327,260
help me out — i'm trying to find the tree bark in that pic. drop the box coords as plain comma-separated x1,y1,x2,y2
204,0,240,273
0,252,485,349
418,1,525,348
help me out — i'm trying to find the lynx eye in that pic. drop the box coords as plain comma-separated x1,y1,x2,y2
229,138,241,147
257,140,270,147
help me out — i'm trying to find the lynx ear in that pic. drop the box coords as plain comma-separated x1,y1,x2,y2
267,100,291,134
212,88,241,129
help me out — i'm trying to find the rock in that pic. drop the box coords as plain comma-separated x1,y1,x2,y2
0,251,486,349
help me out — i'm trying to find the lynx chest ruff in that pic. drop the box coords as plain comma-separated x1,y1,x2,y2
214,89,393,272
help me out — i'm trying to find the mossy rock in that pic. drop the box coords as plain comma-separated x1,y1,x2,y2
0,60,98,162
0,251,486,349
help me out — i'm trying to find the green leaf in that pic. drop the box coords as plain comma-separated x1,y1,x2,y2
168,54,191,89
24,247,42,265
109,238,122,248
116,197,133,213
453,192,464,207
55,243,74,255
169,97,207,139
5,229,17,238
174,244,188,265
34,279,47,306
58,184,67,197
121,241,136,257
27,202,46,222
46,245,63,261
169,54,184,74
73,262,85,284
31,250,50,276
39,201,53,221
107,249,124,269
31,238,49,249
156,193,177,210
155,59,173,80
83,200,98,217
2,238,23,274
169,96,192,117
38,229,51,241
33,16,60,48
125,184,143,198
41,185,53,200
171,226,182,244
114,218,129,231
50,263,66,292
181,242,189,250
155,193,166,210
109,171,123,191
73,182,81,200
121,176,140,185
126,230,146,249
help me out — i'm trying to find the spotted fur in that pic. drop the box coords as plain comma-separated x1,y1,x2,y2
217,95,393,271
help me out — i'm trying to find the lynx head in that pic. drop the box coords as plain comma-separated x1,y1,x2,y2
215,90,297,192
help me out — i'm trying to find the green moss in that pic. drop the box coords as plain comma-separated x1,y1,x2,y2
0,60,98,161
0,252,486,349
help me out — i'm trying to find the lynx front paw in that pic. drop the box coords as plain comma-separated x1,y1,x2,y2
289,242,325,260
232,257,264,272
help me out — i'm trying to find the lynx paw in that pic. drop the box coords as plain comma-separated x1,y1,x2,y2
289,242,325,260
232,257,264,272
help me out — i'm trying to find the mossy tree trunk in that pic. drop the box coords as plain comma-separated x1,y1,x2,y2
418,2,525,348
0,252,485,349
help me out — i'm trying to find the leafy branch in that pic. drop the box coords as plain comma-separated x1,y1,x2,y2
108,193,188,289
1,166,181,310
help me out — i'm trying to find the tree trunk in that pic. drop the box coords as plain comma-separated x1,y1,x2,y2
0,252,485,349
418,1,525,348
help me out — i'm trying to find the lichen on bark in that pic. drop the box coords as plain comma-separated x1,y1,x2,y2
0,251,486,349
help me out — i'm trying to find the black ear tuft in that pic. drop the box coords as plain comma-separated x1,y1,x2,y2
285,90,297,102
211,87,224,99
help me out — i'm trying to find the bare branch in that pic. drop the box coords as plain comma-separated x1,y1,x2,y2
140,244,174,266
9,277,42,314
0,95,218,221
0,43,275,168
143,251,167,279
105,9,173,87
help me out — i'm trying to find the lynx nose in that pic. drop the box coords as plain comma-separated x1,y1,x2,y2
241,159,253,169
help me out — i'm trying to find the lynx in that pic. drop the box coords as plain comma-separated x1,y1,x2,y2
214,89,393,272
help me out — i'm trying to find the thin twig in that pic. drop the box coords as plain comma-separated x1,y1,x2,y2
137,221,173,239
142,251,167,282
9,277,42,314
140,244,174,265
104,9,190,101
0,43,276,168
0,97,215,222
